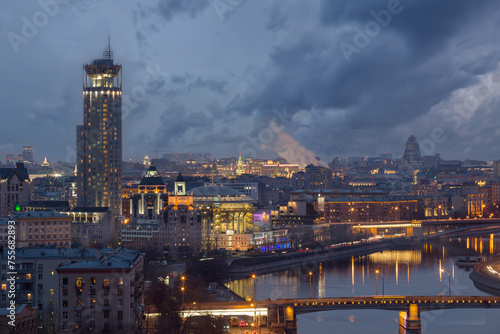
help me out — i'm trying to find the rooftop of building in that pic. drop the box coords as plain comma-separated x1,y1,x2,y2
26,200,70,208
291,189,389,194
0,247,99,259
0,163,30,181
57,247,144,271
70,207,110,213
139,164,165,186
14,211,69,219
324,196,420,203
188,185,256,203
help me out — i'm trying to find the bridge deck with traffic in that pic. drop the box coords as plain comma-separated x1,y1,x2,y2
180,296,500,333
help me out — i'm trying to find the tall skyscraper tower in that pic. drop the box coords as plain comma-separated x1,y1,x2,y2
77,41,122,214
22,146,34,165
402,135,422,166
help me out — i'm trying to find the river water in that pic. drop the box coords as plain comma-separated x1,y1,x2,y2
227,235,500,334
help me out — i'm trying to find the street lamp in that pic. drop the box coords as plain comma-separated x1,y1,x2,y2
375,270,379,296
181,276,186,304
252,274,257,302
308,272,313,299
251,273,257,329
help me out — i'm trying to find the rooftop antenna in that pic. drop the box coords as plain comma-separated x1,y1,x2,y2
103,34,113,60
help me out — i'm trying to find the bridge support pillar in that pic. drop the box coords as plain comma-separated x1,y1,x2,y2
399,304,421,334
268,304,297,334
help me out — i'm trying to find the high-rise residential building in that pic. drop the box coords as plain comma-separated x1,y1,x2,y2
22,146,34,165
77,42,122,214
5,153,14,165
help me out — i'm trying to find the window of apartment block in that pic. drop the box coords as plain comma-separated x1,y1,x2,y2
62,277,68,285
63,300,68,307
76,277,83,287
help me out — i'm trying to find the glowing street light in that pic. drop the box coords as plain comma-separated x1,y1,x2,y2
252,274,257,302
181,276,186,304
308,272,313,299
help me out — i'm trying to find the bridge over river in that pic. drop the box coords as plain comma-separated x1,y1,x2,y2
182,295,500,333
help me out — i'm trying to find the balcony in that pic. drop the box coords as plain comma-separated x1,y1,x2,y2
75,304,85,312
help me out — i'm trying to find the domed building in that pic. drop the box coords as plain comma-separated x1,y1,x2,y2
188,185,257,234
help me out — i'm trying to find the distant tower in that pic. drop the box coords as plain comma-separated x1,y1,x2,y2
175,173,186,196
212,158,219,174
402,135,422,166
41,157,50,167
77,39,122,214
6,154,14,165
22,146,34,165
236,153,245,175
142,155,151,167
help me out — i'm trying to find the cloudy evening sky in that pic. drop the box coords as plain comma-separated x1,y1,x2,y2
2,0,500,165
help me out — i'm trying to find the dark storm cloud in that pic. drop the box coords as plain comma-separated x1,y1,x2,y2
156,0,210,21
224,0,500,159
3,0,500,163
323,0,499,58
188,77,228,94
171,75,186,85
265,5,288,32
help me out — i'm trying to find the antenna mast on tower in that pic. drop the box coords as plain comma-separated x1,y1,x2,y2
103,34,113,60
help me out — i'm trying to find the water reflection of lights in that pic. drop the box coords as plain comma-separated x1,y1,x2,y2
368,250,421,265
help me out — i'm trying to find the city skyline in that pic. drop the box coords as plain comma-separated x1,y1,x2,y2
2,1,500,164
